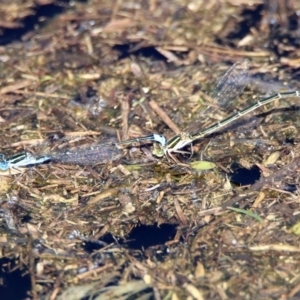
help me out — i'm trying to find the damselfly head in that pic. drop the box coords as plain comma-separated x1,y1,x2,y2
152,134,167,147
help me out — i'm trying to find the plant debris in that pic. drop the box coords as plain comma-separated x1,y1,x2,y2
1,0,300,299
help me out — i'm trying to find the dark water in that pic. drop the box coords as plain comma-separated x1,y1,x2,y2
229,162,261,186
0,258,31,300
84,223,177,252
0,3,65,45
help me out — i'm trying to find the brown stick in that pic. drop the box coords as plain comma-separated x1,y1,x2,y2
149,100,181,134
120,94,130,140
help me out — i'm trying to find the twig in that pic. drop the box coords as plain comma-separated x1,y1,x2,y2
120,94,130,140
149,100,181,134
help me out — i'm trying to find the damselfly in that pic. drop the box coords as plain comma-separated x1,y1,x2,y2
0,135,164,171
151,61,300,161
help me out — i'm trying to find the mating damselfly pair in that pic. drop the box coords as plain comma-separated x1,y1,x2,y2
1,60,299,170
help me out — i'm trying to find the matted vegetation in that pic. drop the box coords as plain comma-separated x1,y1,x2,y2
0,0,300,299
